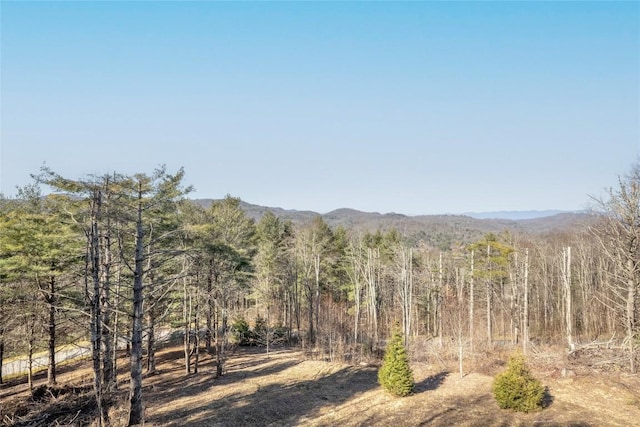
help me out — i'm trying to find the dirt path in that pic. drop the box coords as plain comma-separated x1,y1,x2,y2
2,345,91,378
1,328,177,379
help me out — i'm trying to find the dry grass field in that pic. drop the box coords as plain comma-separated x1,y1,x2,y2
1,343,639,426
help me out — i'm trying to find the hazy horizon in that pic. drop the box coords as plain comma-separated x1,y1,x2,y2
191,197,585,220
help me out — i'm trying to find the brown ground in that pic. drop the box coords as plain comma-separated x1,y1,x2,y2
1,344,639,426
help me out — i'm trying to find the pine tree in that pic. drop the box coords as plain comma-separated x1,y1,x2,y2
493,352,545,412
378,330,414,397
0,185,80,388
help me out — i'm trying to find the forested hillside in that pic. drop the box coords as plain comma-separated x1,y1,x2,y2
195,199,591,250
0,162,638,426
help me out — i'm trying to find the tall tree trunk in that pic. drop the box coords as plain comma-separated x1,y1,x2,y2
213,269,228,373
265,277,270,358
352,253,362,346
486,244,492,346
469,250,475,353
27,315,35,393
523,249,530,355
563,247,573,351
294,269,301,338
287,285,293,344
145,229,157,375
543,263,549,334
314,253,321,346
206,260,214,352
193,293,200,374
145,261,156,375
102,220,114,390
626,258,637,373
128,189,145,426
183,271,192,375
47,274,57,386
112,262,122,390
400,248,413,347
510,252,518,345
456,266,464,378
146,305,156,374
28,329,34,393
0,326,4,385
306,276,315,345
367,248,379,350
486,278,493,345
89,192,105,426
219,302,228,374
437,252,443,348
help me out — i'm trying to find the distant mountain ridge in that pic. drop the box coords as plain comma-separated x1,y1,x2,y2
462,210,582,220
192,199,592,250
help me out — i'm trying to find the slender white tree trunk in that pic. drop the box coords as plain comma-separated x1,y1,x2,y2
367,248,379,349
522,249,530,354
486,244,492,346
183,273,191,375
438,252,443,348
352,253,362,346
314,253,321,346
400,247,413,346
563,246,573,351
626,258,636,373
469,250,474,353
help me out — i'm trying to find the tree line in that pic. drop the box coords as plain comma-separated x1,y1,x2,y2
0,162,637,425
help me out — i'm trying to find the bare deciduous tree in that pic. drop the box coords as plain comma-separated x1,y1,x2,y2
592,161,640,372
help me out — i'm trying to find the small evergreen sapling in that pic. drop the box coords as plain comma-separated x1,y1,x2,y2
493,352,545,413
378,330,414,397
231,318,252,345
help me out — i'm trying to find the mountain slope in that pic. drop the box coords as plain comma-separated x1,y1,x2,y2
192,199,592,249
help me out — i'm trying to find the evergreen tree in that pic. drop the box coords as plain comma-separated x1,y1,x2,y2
255,211,287,354
468,233,514,345
493,352,545,412
205,195,256,375
0,184,80,387
378,330,414,397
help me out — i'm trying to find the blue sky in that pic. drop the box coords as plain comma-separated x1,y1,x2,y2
1,1,638,215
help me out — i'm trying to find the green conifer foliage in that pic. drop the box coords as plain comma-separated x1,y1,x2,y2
378,331,414,397
493,353,545,413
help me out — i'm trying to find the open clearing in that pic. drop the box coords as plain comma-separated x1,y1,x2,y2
1,344,639,426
